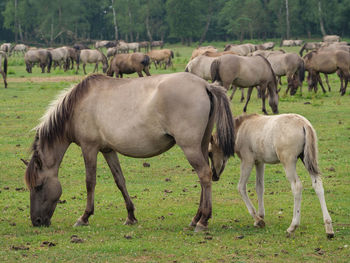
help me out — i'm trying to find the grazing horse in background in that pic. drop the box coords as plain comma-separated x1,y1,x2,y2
95,40,116,49
50,47,70,71
24,49,52,73
23,73,235,232
107,47,118,58
151,40,164,49
190,46,218,60
66,47,79,70
0,43,12,55
11,44,27,55
209,113,334,238
264,53,305,95
302,50,350,95
185,55,217,81
107,52,150,77
256,42,275,50
211,54,279,114
73,43,89,50
224,44,256,56
139,41,150,52
147,49,174,69
323,35,340,43
0,51,8,88
116,40,129,53
299,42,322,56
76,49,108,74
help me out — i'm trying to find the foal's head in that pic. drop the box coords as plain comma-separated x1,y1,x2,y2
208,134,228,181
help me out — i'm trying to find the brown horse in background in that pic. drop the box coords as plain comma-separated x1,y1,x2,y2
147,49,174,69
23,73,235,232
24,49,52,73
211,54,279,114
0,51,8,88
107,52,151,77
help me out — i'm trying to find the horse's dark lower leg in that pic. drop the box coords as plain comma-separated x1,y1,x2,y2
240,88,245,102
83,64,87,75
137,71,144,77
1,72,7,88
102,151,137,225
230,85,237,101
324,74,331,91
243,87,253,113
317,74,327,93
93,63,98,73
74,147,98,226
144,67,151,76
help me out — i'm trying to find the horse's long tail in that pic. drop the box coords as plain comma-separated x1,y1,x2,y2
3,54,8,75
303,123,320,176
210,59,221,82
298,59,305,84
206,85,235,158
141,55,150,66
47,51,52,72
299,43,306,56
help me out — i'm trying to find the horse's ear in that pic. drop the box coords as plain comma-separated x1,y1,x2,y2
21,158,29,167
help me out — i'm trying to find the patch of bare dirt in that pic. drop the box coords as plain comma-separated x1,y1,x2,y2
9,76,83,83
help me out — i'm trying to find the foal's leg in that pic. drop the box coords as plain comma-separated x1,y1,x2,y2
238,159,264,227
309,174,334,238
283,161,303,235
255,162,265,224
74,146,99,226
102,151,137,225
243,87,253,113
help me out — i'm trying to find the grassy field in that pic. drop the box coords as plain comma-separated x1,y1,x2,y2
0,43,350,262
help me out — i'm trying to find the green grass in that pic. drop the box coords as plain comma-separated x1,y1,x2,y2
1,44,350,262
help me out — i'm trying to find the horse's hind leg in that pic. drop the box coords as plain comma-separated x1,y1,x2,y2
1,71,7,88
282,161,303,236
317,74,327,93
74,146,99,226
255,162,266,227
238,159,263,226
102,151,137,225
93,63,98,73
324,74,331,91
243,87,253,113
309,174,334,238
137,71,144,77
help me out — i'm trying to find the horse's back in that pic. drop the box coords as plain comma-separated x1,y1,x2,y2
72,73,211,157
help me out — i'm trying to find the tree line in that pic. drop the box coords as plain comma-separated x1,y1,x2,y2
1,0,349,46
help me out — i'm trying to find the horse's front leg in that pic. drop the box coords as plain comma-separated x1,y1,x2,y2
243,87,253,113
102,151,137,225
317,74,327,93
144,67,151,76
324,73,331,91
93,63,98,73
260,85,269,115
74,146,98,226
137,71,144,77
1,71,7,88
83,63,87,75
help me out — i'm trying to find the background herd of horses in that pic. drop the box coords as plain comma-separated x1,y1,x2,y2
1,34,349,238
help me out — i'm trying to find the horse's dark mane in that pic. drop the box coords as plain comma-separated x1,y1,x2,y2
25,134,42,189
304,51,316,60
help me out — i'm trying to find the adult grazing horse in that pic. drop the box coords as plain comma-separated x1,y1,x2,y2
185,55,217,81
264,52,305,95
224,44,256,56
323,35,340,43
0,43,12,55
211,54,279,114
151,40,164,49
147,49,174,69
208,113,334,238
24,49,52,73
76,49,108,74
190,46,218,60
50,47,70,71
302,50,350,95
23,73,235,231
256,42,275,50
106,52,150,77
11,44,27,55
0,51,8,88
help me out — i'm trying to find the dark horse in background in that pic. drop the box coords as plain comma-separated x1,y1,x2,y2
23,73,235,232
0,51,8,88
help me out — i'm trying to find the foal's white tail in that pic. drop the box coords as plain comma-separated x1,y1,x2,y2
303,124,321,176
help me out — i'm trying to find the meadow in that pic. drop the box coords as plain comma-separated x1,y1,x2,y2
0,42,349,262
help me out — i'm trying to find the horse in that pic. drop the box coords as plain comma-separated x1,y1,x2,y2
73,43,89,50
24,49,52,73
126,42,139,53
107,52,150,78
50,47,70,71
299,42,322,56
107,47,118,58
11,44,27,55
0,43,12,55
65,47,79,70
150,40,164,49
23,72,235,232
190,46,218,60
302,50,350,95
224,44,256,56
76,49,108,74
95,40,116,49
256,42,275,50
116,40,129,53
211,54,279,114
139,41,150,52
264,53,305,95
147,49,174,69
185,55,217,81
0,51,8,88
323,35,340,43
208,113,334,238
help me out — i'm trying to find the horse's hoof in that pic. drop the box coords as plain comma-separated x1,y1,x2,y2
327,232,335,239
194,222,208,232
286,231,294,238
73,219,89,227
124,218,138,225
189,220,197,228
254,219,265,228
